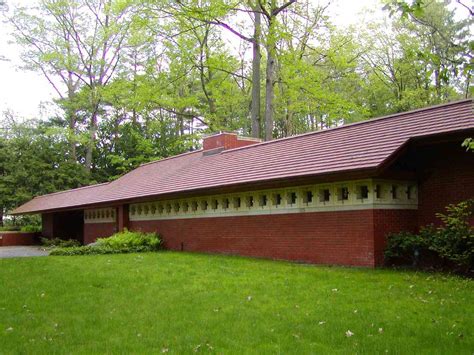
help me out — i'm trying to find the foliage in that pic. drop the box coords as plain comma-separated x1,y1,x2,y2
384,229,430,263
1,0,472,215
0,225,20,231
95,229,161,250
385,199,474,272
50,230,162,255
0,115,90,218
50,245,118,256
0,253,473,353
41,237,81,248
462,138,474,151
431,199,474,269
20,225,42,233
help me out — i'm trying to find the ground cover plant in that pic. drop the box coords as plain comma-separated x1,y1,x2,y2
49,230,161,255
0,252,472,354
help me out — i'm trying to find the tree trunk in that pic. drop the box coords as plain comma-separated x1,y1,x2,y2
264,20,276,141
66,73,77,162
85,109,98,173
251,6,261,139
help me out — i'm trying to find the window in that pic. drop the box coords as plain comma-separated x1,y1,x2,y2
150,204,157,214
272,193,282,206
191,201,198,212
287,192,297,205
259,195,267,207
233,197,241,209
200,200,208,211
182,202,189,212
246,196,254,208
211,199,219,210
375,184,382,199
391,185,398,199
105,210,110,218
407,185,416,200
303,191,313,204
173,202,180,213
222,198,229,209
137,206,143,215
357,185,369,200
157,204,164,214
143,205,149,215
319,189,331,203
111,210,115,218
165,203,172,213
337,187,349,201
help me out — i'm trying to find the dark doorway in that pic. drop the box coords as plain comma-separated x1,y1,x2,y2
52,210,84,243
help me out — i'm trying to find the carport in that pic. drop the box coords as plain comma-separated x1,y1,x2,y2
42,210,84,243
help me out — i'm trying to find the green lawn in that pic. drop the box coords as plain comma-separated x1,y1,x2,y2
0,252,472,354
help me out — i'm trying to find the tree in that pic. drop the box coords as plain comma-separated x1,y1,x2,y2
8,0,137,172
0,112,90,220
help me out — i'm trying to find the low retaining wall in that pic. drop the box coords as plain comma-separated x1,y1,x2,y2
0,232,39,247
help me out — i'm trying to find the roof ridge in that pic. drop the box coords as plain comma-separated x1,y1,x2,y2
32,182,110,199
222,99,473,154
138,149,203,168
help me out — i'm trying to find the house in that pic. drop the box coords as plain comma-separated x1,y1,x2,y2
12,100,474,267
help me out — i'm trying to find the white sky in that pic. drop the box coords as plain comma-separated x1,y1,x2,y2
0,0,437,120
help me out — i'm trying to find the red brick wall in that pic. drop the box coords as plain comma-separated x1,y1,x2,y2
417,145,474,227
0,232,39,246
372,209,418,266
83,223,117,244
129,210,376,267
203,133,260,151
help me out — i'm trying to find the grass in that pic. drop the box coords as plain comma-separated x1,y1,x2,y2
0,252,472,354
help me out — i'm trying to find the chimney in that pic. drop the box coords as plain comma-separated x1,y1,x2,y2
202,132,261,153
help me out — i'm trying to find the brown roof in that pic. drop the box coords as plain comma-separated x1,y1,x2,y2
13,99,474,214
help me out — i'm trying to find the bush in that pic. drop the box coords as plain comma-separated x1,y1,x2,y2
50,245,115,256
20,225,42,233
430,200,474,270
0,226,21,231
95,229,161,250
384,229,430,265
385,199,474,273
50,230,161,256
41,237,81,248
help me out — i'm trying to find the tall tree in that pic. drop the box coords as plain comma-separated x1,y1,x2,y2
8,0,136,172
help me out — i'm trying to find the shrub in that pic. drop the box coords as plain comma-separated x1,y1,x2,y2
385,199,474,272
20,225,42,233
41,237,81,248
50,245,115,256
0,226,21,231
430,200,474,270
95,229,161,251
50,230,161,256
384,229,430,265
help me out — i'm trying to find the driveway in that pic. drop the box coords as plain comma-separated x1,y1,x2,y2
0,246,49,259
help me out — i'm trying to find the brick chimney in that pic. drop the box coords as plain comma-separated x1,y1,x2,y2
202,132,261,152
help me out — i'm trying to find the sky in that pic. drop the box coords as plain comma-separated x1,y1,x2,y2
0,0,451,120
